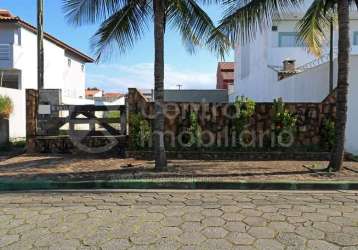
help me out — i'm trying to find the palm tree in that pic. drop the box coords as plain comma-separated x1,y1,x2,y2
285,0,352,172
212,0,353,172
329,0,350,171
63,0,230,170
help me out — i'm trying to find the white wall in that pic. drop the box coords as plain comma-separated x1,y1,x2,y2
0,87,25,138
13,27,87,97
346,56,358,154
0,24,90,138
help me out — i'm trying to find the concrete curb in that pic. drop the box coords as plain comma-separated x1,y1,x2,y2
1,179,358,191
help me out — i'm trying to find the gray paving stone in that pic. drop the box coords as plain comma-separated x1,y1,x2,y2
1,191,358,249
178,232,206,245
313,221,342,233
201,227,228,239
223,221,248,232
307,240,340,250
295,226,325,240
254,239,284,250
199,239,233,250
201,217,225,227
101,239,131,250
226,232,255,245
276,232,306,250
268,221,295,232
248,226,275,239
0,234,19,248
325,232,358,246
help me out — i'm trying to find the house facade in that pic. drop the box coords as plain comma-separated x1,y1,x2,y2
0,10,93,138
230,3,358,154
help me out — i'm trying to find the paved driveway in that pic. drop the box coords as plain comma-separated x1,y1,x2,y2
0,190,358,249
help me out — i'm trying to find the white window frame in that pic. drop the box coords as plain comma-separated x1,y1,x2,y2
353,32,358,46
278,32,303,47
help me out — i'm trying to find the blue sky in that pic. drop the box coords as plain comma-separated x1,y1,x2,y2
0,0,234,92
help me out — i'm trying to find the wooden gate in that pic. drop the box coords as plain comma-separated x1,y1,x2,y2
37,104,127,137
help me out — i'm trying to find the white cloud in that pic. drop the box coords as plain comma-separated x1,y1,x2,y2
87,63,216,92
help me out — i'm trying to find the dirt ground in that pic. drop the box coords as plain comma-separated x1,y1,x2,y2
1,153,358,182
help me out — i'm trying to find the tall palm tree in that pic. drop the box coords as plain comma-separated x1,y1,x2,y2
212,0,354,172
329,0,350,171
298,0,352,172
63,0,230,170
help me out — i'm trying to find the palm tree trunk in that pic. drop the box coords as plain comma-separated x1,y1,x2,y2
153,0,167,170
328,0,350,172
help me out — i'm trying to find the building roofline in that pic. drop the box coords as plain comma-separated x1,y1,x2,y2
0,17,94,63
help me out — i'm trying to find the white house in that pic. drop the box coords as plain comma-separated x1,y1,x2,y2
231,2,358,154
0,10,94,139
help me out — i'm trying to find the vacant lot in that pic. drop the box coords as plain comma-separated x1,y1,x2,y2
0,154,358,182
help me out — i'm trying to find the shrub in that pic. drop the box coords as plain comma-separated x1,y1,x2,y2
233,96,256,146
129,113,152,149
272,98,297,145
234,96,256,132
188,111,202,146
0,95,13,119
320,119,335,150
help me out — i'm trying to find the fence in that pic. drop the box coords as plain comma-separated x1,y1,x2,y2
26,89,127,154
127,88,336,149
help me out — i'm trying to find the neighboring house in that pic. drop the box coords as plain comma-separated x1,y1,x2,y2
85,87,104,98
231,2,358,154
216,62,234,95
103,92,125,104
85,88,126,105
0,10,94,138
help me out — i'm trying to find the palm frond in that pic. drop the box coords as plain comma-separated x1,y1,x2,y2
63,0,129,25
214,0,305,45
90,1,151,61
168,0,231,58
297,0,335,57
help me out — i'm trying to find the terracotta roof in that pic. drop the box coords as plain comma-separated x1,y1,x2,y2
104,92,125,98
0,10,94,63
85,89,102,97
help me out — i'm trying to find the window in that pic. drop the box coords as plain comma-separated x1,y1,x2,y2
0,70,21,89
278,32,303,47
0,44,10,60
67,58,72,67
354,32,358,46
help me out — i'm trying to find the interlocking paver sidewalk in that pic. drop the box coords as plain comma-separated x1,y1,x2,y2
0,191,358,249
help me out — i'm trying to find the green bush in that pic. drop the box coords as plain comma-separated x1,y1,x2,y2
272,98,297,145
234,96,256,132
0,95,13,119
320,119,336,150
233,96,256,146
129,113,152,149
188,111,202,146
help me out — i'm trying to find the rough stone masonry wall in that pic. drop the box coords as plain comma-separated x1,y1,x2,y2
127,88,336,149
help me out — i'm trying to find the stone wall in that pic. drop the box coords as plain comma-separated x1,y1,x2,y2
127,88,336,149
